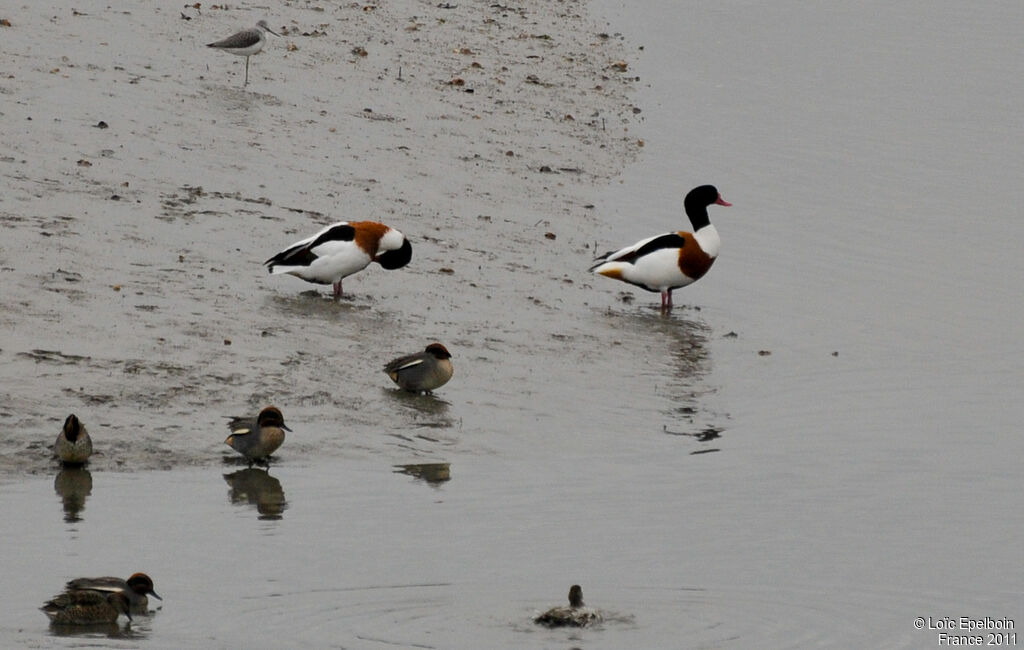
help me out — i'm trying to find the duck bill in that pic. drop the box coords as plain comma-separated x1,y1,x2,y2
150,590,163,601
715,194,732,206
281,423,292,432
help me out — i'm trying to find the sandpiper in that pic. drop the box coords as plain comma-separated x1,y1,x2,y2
207,20,279,86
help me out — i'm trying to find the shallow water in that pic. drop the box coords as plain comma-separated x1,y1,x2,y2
591,0,1024,645
2,0,1022,648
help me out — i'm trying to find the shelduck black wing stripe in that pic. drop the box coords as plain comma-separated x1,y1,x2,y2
618,233,687,264
265,242,318,268
308,224,356,250
265,224,355,268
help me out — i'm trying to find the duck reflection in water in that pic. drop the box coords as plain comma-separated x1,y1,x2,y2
47,620,140,640
54,467,92,523
602,309,725,447
384,387,454,429
394,462,451,486
224,467,287,520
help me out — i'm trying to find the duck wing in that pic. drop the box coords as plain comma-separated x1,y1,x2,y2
265,222,355,269
64,577,125,593
384,353,425,376
590,232,687,269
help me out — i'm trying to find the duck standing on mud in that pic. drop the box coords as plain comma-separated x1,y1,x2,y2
265,221,412,299
590,184,730,310
384,343,454,394
225,406,291,467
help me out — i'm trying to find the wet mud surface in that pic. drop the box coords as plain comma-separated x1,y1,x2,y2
1,0,721,478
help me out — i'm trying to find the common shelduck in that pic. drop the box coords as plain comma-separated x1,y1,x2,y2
207,20,279,87
590,184,730,310
265,221,412,299
534,585,602,628
54,414,92,465
384,343,454,393
225,406,291,467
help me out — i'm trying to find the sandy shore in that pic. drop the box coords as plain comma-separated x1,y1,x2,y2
0,0,645,473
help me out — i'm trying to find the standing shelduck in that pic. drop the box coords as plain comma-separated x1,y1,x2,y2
265,221,412,299
589,184,730,310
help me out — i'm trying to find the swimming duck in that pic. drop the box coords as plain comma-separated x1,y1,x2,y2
207,20,279,87
534,584,602,628
225,406,290,467
384,343,454,393
590,184,731,310
54,414,92,465
62,573,160,613
265,221,412,299
41,590,132,625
